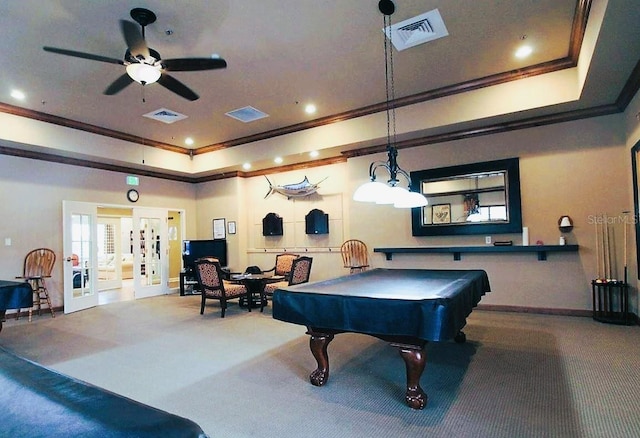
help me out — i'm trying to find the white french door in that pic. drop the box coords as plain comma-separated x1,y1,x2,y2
132,208,169,299
62,201,99,313
97,216,123,291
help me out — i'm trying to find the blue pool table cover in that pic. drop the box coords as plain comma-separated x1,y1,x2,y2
0,346,207,437
272,268,490,342
0,280,33,310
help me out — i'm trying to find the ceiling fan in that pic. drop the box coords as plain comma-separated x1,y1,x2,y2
43,7,227,101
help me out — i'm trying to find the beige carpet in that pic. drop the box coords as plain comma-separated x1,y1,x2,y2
1,294,639,438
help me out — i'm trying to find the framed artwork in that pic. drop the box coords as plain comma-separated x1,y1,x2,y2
228,221,236,235
213,218,226,239
432,204,451,224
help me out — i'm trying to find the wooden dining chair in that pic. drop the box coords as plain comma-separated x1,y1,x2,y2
17,248,56,321
262,256,313,312
194,258,247,318
341,239,369,274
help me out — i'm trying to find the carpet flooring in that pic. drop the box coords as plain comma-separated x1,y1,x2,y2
1,294,639,438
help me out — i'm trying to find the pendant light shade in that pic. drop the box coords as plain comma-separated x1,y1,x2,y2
352,0,428,209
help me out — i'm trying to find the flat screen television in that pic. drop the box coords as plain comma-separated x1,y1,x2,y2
182,239,228,274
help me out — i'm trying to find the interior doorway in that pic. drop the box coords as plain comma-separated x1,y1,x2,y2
97,208,133,304
95,207,183,305
64,202,184,313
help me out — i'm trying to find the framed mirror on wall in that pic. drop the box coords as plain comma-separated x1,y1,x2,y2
411,158,522,236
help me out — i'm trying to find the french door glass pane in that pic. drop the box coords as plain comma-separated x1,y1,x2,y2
71,213,93,298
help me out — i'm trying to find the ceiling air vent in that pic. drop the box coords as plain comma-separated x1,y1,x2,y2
225,106,269,123
384,8,449,51
143,108,188,124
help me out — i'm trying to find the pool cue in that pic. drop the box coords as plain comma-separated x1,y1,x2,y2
602,219,608,279
607,221,613,279
605,219,612,279
595,220,600,279
623,212,628,284
610,223,617,280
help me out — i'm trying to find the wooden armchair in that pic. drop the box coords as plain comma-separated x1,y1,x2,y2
341,239,369,274
194,258,247,318
262,253,299,279
262,256,313,312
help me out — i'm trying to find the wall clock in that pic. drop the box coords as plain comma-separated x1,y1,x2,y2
127,189,139,203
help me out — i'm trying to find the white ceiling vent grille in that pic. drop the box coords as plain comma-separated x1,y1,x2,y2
384,8,449,51
143,108,188,124
225,106,269,123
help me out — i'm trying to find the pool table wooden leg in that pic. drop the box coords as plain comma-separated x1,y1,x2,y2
393,343,428,410
0,309,5,332
306,329,334,386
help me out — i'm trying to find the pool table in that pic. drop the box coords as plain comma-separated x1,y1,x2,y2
272,268,490,409
0,346,207,437
0,280,33,333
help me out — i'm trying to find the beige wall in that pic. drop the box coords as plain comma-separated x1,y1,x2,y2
194,177,246,271
197,112,634,313
2,102,639,315
348,115,629,312
241,165,349,277
0,156,197,307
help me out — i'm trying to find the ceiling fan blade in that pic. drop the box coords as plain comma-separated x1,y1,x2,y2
43,46,124,65
104,74,134,95
162,58,227,72
120,20,149,59
157,74,199,101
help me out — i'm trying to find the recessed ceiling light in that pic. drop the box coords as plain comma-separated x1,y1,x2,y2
305,104,317,114
309,151,319,158
274,157,283,164
515,45,533,59
242,163,251,170
185,137,194,145
11,89,25,100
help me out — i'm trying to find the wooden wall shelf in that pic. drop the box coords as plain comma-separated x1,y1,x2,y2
374,245,579,261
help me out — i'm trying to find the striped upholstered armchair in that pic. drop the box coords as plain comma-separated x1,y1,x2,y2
262,256,313,311
195,258,247,317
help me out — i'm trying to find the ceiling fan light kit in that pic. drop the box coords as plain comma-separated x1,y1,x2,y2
126,63,161,85
42,7,226,101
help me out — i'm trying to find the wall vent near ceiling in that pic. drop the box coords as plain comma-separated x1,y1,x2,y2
225,106,269,123
384,8,449,51
143,108,188,124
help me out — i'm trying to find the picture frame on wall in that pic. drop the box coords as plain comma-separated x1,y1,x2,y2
432,204,451,224
213,218,226,240
228,221,236,235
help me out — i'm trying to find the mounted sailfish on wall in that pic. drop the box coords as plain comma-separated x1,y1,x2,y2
264,176,328,199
